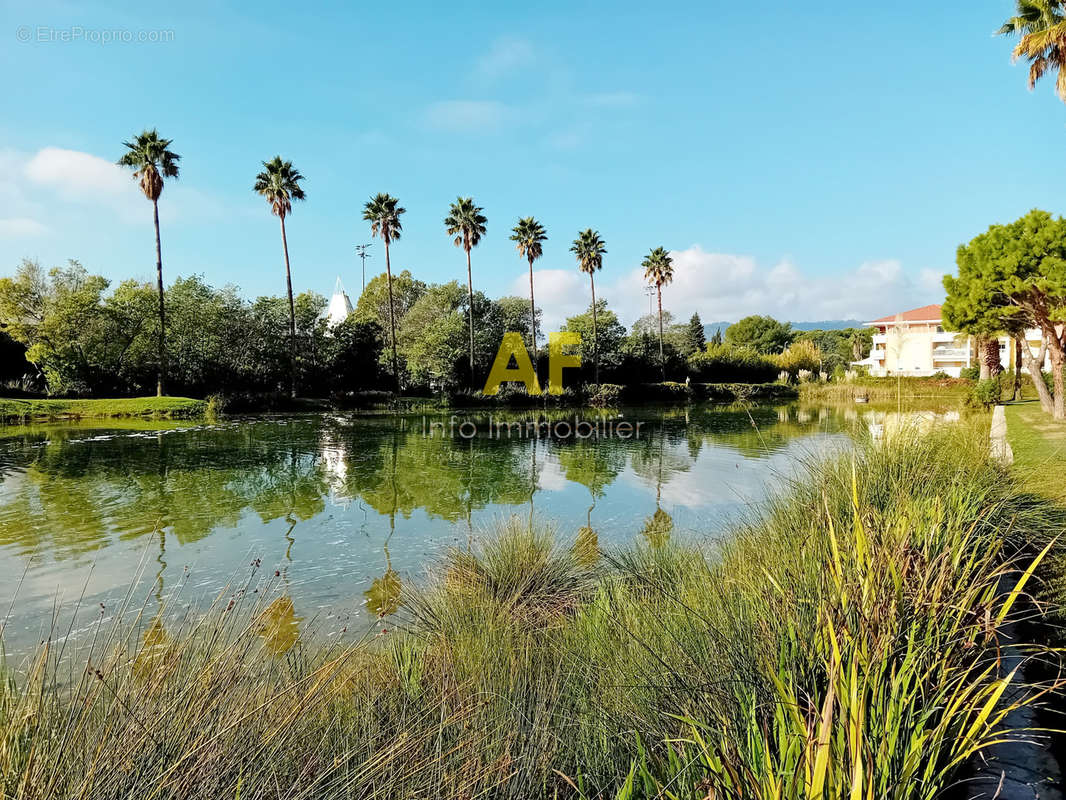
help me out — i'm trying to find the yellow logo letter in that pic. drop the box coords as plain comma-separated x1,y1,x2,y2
482,332,541,395
548,331,581,395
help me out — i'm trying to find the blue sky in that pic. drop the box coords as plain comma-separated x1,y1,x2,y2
2,0,1064,329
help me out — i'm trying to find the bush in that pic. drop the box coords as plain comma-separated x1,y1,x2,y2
687,344,778,383
587,383,623,408
931,370,950,380
773,340,821,376
967,375,1004,410
204,393,228,419
959,365,980,381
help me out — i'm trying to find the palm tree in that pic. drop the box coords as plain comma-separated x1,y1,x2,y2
444,197,487,387
510,217,548,357
118,129,180,397
641,247,675,379
254,157,306,398
363,193,406,392
999,0,1066,100
570,229,607,384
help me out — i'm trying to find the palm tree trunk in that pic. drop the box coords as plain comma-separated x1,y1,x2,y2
152,199,166,397
657,286,665,380
384,238,399,394
280,215,297,399
590,273,599,385
466,245,475,389
528,255,537,362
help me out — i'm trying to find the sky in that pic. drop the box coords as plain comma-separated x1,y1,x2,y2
2,0,1065,331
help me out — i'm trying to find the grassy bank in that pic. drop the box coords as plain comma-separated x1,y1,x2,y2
0,396,207,424
341,382,798,411
798,375,973,403
1,423,1062,799
1005,401,1066,503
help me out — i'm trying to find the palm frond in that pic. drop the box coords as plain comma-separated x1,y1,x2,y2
570,228,606,275
117,129,180,201
510,217,547,261
253,156,306,218
1002,0,1066,101
363,193,405,244
444,197,487,251
641,246,675,288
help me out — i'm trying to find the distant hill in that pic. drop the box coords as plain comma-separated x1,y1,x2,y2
704,319,864,339
789,320,864,331
703,321,733,340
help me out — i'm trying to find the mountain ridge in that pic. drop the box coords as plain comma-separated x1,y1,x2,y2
703,319,864,339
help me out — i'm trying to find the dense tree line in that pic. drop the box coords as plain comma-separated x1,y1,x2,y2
0,259,381,398
0,256,869,398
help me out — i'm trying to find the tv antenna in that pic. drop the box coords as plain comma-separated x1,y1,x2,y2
355,244,373,292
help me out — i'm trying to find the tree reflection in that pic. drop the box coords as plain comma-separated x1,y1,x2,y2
0,406,853,567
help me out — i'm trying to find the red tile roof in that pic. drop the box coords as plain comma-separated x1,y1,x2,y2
868,304,942,325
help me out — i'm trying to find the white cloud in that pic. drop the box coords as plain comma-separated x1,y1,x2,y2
508,268,588,332
424,100,511,133
918,267,945,292
0,146,225,231
0,217,48,237
25,147,131,199
513,245,945,331
476,36,535,80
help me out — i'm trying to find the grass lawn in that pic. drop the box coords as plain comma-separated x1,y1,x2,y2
0,396,207,424
1004,401,1066,502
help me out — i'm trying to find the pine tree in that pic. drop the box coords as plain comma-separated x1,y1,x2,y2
685,312,706,356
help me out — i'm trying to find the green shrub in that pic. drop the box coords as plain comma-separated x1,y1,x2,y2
587,383,623,407
687,344,778,383
773,340,821,376
967,375,1004,410
204,393,228,419
959,365,980,381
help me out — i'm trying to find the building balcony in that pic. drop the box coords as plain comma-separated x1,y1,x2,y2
869,348,885,360
872,333,887,346
932,331,961,344
932,348,968,361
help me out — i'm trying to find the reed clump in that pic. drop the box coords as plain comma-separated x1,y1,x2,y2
1,422,1063,799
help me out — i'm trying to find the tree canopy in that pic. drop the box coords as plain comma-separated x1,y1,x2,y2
724,315,795,354
944,208,1066,417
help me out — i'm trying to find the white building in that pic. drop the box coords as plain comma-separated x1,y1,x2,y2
326,277,354,328
854,304,1050,378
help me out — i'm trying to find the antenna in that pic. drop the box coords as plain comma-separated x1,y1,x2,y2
355,243,373,293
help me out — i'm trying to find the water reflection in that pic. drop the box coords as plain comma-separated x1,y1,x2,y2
0,405,871,651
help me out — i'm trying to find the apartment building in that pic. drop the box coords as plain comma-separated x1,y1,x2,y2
853,304,1049,377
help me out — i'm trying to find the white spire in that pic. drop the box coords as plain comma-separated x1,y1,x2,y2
326,276,353,328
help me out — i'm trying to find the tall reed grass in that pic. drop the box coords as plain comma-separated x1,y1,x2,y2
1,422,1062,799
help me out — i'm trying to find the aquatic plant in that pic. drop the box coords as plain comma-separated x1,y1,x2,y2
0,421,1062,799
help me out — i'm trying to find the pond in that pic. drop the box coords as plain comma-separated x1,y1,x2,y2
0,404,891,653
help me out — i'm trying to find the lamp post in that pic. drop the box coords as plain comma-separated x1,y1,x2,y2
355,243,372,293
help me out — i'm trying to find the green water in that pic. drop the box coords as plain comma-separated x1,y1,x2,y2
0,404,881,651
